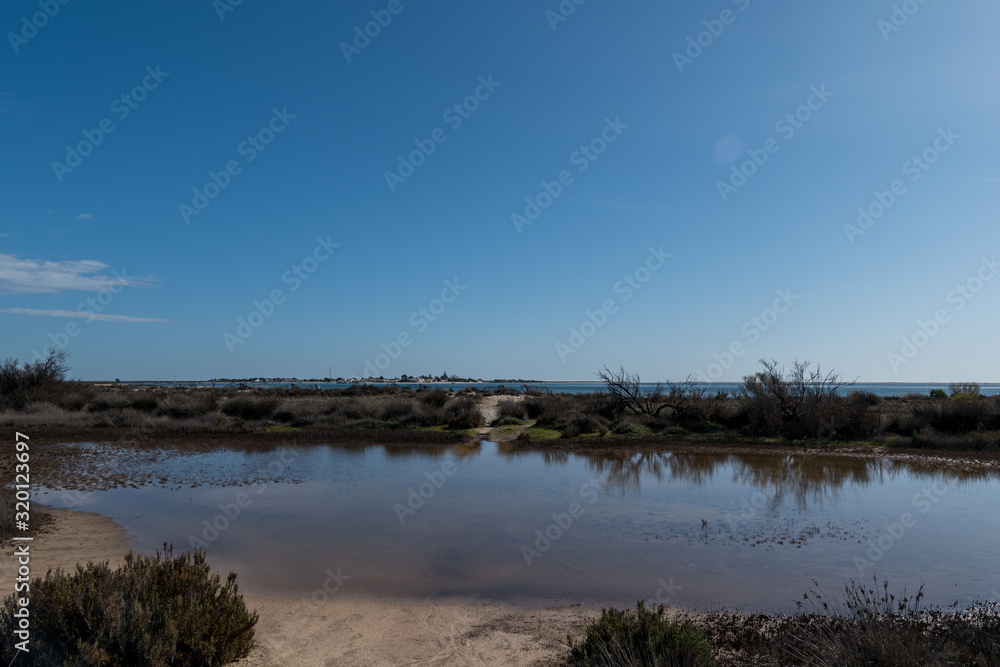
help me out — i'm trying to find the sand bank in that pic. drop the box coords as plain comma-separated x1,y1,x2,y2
1,507,593,666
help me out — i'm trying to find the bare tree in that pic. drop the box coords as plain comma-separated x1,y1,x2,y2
739,359,854,437
597,366,705,419
0,348,71,409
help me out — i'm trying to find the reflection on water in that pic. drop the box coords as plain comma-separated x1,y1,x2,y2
37,442,1000,613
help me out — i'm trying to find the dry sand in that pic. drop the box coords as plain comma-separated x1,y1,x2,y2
1,507,594,666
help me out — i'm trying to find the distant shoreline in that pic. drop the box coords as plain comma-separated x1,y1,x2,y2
92,379,1000,386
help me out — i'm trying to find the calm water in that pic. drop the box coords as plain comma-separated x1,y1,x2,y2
38,443,1000,613
120,381,1000,397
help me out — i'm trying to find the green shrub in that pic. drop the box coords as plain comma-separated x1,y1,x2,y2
445,396,482,430
417,388,450,408
949,382,981,399
526,395,573,428
221,396,279,420
272,408,313,428
561,414,607,438
569,601,716,666
523,397,546,420
611,421,650,436
911,398,988,434
929,389,948,399
0,545,257,666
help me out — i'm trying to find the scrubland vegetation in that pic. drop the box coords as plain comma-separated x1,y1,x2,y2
532,362,1000,451
1,352,997,452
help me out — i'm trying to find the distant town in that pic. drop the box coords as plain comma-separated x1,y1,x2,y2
206,373,540,385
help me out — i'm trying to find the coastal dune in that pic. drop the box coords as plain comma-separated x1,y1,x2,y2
2,507,593,666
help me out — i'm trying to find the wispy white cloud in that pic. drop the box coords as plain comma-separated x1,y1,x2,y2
75,213,94,220
978,178,1000,183
0,253,157,294
0,308,167,323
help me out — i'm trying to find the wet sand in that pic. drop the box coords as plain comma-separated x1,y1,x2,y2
1,507,594,666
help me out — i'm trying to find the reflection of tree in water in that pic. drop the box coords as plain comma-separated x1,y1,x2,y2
497,444,570,466
581,451,731,496
573,449,998,512
729,454,873,512
379,442,483,461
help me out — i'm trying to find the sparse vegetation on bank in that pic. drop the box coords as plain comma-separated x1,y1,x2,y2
569,580,1000,667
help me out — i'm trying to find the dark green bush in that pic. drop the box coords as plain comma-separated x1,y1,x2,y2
417,388,450,407
445,396,482,430
569,601,716,666
523,397,547,420
0,545,257,666
910,398,988,435
130,392,160,413
527,395,574,428
561,413,607,438
929,389,948,399
221,396,280,420
849,390,880,407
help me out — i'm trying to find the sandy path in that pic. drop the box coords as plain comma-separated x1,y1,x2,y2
476,395,529,441
1,507,593,666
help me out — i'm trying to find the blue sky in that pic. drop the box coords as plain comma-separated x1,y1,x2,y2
1,0,998,381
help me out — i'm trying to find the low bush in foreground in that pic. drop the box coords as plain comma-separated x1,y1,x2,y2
0,545,258,666
569,600,716,666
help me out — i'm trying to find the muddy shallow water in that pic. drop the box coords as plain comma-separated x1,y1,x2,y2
35,442,1000,613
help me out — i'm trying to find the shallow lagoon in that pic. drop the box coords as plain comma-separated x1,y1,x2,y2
39,442,1000,613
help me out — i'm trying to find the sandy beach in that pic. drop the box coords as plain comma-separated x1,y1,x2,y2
1,507,594,666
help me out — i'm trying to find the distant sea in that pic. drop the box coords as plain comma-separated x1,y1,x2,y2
115,381,1000,397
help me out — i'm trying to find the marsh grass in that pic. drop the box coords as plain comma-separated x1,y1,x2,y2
569,601,717,667
696,578,1000,667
